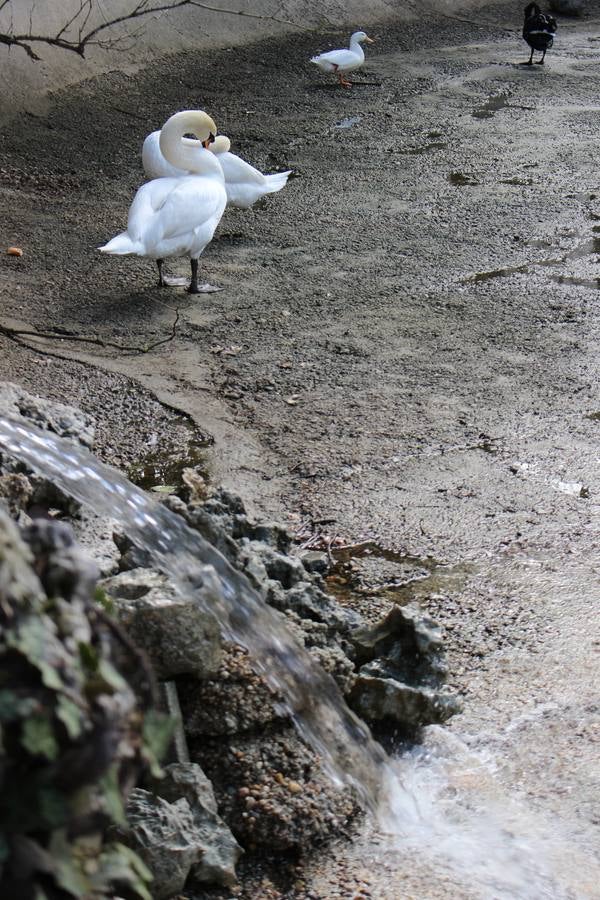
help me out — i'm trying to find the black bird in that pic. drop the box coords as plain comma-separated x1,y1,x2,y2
523,3,557,65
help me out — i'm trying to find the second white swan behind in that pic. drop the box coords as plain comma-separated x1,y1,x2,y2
142,131,291,209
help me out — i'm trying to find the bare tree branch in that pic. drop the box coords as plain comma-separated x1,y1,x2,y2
0,0,299,60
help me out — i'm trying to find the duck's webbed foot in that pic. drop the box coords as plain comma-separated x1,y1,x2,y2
188,258,222,294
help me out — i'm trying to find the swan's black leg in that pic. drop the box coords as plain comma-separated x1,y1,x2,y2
188,259,201,294
186,258,222,294
157,259,166,286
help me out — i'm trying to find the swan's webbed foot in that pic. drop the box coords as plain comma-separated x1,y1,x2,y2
157,259,190,287
187,259,222,294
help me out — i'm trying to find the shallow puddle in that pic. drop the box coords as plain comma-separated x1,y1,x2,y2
448,172,478,186
472,92,511,119
551,274,600,289
465,263,529,283
399,141,448,154
326,541,474,611
128,421,212,491
334,115,362,129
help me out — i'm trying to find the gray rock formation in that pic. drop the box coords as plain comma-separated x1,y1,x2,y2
123,791,204,899
349,605,462,728
101,568,222,680
0,381,94,448
193,728,357,852
123,778,241,896
152,763,242,887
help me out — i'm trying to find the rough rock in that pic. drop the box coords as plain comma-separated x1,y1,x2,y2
300,550,330,574
0,472,32,517
151,763,242,887
123,790,202,899
160,488,458,742
0,381,95,448
351,604,448,684
348,605,462,730
0,510,157,900
349,667,461,729
0,382,95,518
192,729,357,852
101,568,222,680
177,643,284,735
21,517,99,605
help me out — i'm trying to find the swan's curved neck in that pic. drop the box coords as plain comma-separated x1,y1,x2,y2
159,112,222,178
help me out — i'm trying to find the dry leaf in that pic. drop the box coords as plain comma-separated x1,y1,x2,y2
6,247,23,257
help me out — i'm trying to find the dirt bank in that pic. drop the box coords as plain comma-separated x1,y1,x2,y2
1,2,599,896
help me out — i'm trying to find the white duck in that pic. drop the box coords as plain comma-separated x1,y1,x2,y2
142,131,291,209
100,110,226,294
311,31,374,88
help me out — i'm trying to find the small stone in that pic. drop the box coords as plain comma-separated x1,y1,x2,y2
287,780,303,794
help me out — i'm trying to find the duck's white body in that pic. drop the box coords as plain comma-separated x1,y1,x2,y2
311,31,374,85
101,111,227,292
142,131,291,209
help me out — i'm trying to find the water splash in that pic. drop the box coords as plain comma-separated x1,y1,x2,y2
0,415,391,812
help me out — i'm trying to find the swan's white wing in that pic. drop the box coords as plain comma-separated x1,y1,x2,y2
142,177,227,257
126,178,179,239
142,132,187,179
217,151,266,187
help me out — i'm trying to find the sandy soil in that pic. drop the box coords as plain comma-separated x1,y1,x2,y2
1,3,599,897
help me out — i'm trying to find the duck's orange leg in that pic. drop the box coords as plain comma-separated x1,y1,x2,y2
332,63,352,88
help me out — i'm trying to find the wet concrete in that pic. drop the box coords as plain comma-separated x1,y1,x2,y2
1,1,600,896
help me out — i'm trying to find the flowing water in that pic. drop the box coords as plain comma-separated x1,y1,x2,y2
0,415,390,811
0,415,597,899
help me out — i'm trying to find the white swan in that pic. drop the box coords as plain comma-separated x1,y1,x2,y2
100,110,227,294
142,131,291,209
311,31,374,88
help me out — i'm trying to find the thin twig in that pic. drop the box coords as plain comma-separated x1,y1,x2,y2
0,306,180,354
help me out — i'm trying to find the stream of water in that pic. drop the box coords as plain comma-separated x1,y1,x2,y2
0,415,596,899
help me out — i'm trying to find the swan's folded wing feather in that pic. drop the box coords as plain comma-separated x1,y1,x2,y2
127,178,181,238
151,178,226,242
218,151,265,186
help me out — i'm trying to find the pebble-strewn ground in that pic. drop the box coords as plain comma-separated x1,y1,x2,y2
1,3,599,896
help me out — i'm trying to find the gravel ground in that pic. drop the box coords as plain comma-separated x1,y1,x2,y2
1,2,599,897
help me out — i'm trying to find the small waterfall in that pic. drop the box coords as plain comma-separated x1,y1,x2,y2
1,414,597,899
0,415,393,813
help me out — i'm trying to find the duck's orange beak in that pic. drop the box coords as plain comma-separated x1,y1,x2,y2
365,36,375,43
